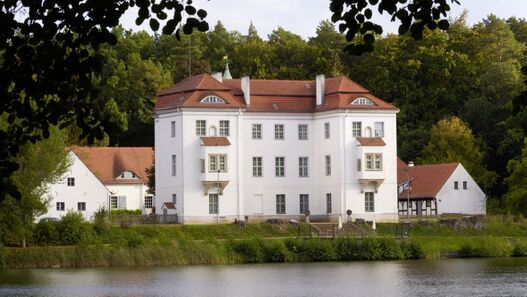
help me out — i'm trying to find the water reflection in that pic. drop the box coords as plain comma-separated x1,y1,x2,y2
1,258,527,297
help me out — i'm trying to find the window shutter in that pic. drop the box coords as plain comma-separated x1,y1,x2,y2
118,196,127,209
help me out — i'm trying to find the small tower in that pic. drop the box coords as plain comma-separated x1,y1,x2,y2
223,55,233,80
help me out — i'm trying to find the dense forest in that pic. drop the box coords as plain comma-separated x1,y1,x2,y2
88,14,527,211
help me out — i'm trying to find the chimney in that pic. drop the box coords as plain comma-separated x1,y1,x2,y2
241,76,250,106
316,74,325,106
212,72,223,83
408,161,415,167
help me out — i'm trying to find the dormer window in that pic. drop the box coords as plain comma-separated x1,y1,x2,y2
201,95,225,104
117,171,138,179
351,97,374,105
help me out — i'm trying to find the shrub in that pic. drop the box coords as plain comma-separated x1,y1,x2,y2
459,237,513,258
125,233,145,248
400,240,425,259
335,238,361,261
261,240,288,263
58,212,93,245
0,244,6,269
111,209,142,215
512,239,527,257
284,239,335,261
93,208,110,235
378,238,403,260
229,239,262,263
34,219,60,245
359,237,382,260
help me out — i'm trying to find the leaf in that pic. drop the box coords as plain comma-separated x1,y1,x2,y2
149,18,160,31
438,19,450,30
197,9,207,19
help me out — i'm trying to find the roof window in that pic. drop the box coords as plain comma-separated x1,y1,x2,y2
201,95,225,104
351,97,374,105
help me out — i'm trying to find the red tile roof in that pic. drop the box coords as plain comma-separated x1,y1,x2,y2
397,161,459,199
356,137,386,146
71,147,154,185
200,137,231,146
155,74,397,113
162,202,176,209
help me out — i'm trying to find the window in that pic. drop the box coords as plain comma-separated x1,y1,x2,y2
253,157,262,177
454,181,459,190
276,194,286,214
201,95,225,104
463,181,467,190
365,192,374,212
117,196,127,209
209,154,227,172
171,121,176,137
196,120,206,136
200,159,205,173
171,155,176,176
209,194,218,214
144,195,153,209
326,193,332,214
299,194,309,214
351,97,374,105
67,177,75,186
365,153,382,171
275,157,285,177
352,122,362,137
357,158,362,171
299,157,309,177
374,122,384,137
275,124,284,140
219,120,230,136
172,194,177,204
252,124,262,139
325,155,331,176
324,122,330,139
56,202,65,211
298,124,308,140
110,196,118,209
78,202,86,211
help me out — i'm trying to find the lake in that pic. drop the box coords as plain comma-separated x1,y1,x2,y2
1,258,527,296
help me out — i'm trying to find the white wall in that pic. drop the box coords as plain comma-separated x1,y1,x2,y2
436,164,486,215
41,152,109,221
106,183,151,213
155,108,399,223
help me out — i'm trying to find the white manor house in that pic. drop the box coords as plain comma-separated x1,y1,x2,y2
154,72,399,224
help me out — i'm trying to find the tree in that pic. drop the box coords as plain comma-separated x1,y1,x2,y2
0,1,208,202
0,125,70,246
418,117,496,189
504,139,527,214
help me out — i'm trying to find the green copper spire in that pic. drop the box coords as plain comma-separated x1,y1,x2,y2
223,56,232,80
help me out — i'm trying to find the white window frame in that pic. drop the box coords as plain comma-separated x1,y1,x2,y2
352,97,374,105
252,124,262,139
275,157,285,177
172,194,177,204
253,157,263,177
275,124,284,140
171,121,176,137
77,202,86,211
365,192,374,212
276,194,286,214
209,154,227,173
219,120,230,136
67,177,75,186
326,193,332,214
110,196,118,209
56,202,65,211
144,195,153,209
365,153,382,171
299,194,309,214
374,122,384,137
201,95,225,104
325,155,331,176
196,120,206,136
298,124,308,140
209,194,218,214
299,157,309,177
324,122,330,139
463,181,467,190
171,155,176,176
352,122,362,137
454,181,459,190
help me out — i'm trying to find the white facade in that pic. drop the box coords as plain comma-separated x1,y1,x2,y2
436,164,486,215
155,104,399,223
106,184,153,214
42,152,109,221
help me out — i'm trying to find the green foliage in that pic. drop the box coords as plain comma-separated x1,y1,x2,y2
505,139,527,214
512,239,527,257
93,208,111,235
34,220,60,246
261,240,288,263
418,116,497,188
58,212,93,246
228,239,262,263
459,237,514,258
111,209,142,215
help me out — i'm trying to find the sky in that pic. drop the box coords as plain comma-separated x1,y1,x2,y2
120,0,527,39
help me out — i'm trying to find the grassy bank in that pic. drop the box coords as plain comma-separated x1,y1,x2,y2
4,215,527,269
